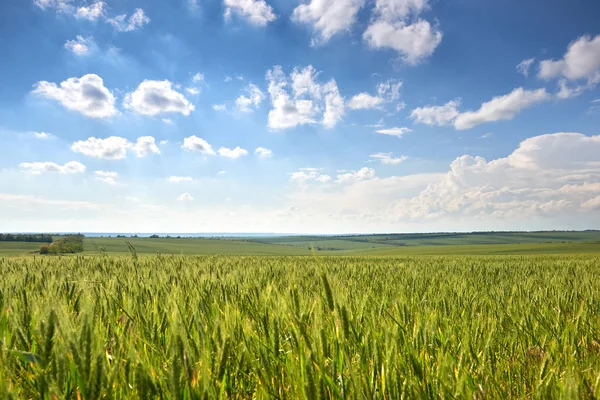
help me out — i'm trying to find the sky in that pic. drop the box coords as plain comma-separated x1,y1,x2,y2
0,0,600,233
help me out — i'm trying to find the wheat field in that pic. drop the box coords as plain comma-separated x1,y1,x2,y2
1,254,600,398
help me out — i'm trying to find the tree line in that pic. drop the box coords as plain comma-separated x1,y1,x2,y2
0,233,53,243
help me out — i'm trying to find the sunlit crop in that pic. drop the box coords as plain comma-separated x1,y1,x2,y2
1,254,599,398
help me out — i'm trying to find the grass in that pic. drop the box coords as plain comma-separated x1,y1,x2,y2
1,253,600,398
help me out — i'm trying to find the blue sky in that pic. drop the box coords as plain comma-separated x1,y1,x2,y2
1,0,599,233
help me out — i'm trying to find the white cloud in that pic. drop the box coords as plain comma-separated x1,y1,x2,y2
107,8,150,32
212,104,227,111
372,0,429,20
20,161,86,175
71,136,130,159
322,80,344,128
159,140,169,145
375,127,411,137
185,87,200,95
363,19,442,64
516,58,535,77
132,136,160,157
217,170,227,175
236,83,265,112
224,76,233,82
64,35,92,55
32,74,117,118
266,65,344,129
410,99,460,126
75,1,105,20
477,132,492,139
292,0,366,44
33,132,54,140
377,78,403,101
124,80,195,116
223,0,276,26
347,93,384,110
370,152,408,165
71,136,159,159
218,146,248,159
336,167,375,183
255,147,273,158
453,88,550,130
34,0,73,12
177,193,194,201
169,176,194,183
182,135,216,155
162,118,174,124
539,35,600,84
95,170,117,185
290,168,331,183
192,73,204,82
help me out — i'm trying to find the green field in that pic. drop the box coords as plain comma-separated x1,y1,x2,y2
0,232,600,256
2,254,600,398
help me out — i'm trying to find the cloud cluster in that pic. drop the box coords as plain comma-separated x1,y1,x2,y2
266,65,344,129
218,146,248,159
411,88,550,130
64,35,92,55
538,34,600,99
182,136,216,155
224,0,276,26
292,0,366,44
286,133,600,226
20,161,86,174
293,0,441,63
33,74,117,118
290,168,332,183
35,0,149,32
71,136,160,159
236,84,265,112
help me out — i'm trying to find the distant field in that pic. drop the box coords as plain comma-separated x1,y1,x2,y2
1,232,600,257
83,236,312,255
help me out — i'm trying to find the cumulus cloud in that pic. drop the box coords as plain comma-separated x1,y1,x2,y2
453,88,550,130
292,0,366,44
290,168,331,183
224,0,276,26
363,19,442,64
107,8,150,32
212,104,227,111
75,1,106,20
517,58,535,77
182,135,216,155
363,0,441,64
218,146,248,159
410,99,460,126
71,136,160,159
124,80,195,116
347,93,384,110
255,147,273,158
336,167,375,183
236,83,265,112
32,74,117,118
131,136,160,157
20,161,86,175
375,127,411,138
370,153,408,165
266,65,344,129
177,193,194,201
286,132,600,226
186,87,200,95
539,34,600,84
169,176,194,183
192,73,204,82
64,35,92,55
95,170,117,185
